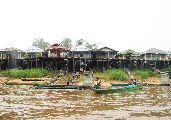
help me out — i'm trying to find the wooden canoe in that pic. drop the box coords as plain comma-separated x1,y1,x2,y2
4,82,36,85
33,83,69,87
21,78,45,81
92,84,143,94
110,83,132,86
35,85,81,89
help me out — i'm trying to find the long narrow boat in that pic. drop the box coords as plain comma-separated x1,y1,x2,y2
4,82,37,85
110,83,132,86
33,83,70,87
35,85,81,89
92,84,143,94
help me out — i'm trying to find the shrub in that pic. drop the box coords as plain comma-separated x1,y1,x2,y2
134,69,158,79
104,69,128,80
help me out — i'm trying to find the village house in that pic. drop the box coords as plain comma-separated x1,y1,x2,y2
118,49,141,60
0,47,23,59
69,46,118,59
69,46,91,58
68,46,91,72
68,46,118,72
92,47,118,59
25,46,44,58
168,51,171,60
141,48,169,60
46,44,69,58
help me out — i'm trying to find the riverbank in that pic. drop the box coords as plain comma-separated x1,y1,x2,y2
0,76,161,87
0,68,161,86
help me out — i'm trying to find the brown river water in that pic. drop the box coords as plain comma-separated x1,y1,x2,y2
0,85,171,120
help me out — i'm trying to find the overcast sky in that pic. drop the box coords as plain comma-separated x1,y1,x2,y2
0,0,171,52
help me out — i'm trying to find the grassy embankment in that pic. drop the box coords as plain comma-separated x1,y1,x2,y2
94,69,159,82
94,69,128,81
0,68,159,84
133,69,159,80
0,69,54,78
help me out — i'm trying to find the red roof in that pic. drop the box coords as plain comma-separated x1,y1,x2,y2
47,44,69,52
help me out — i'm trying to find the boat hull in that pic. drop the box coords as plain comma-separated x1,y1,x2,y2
110,83,132,86
33,83,82,89
33,83,68,87
5,82,36,85
93,85,143,94
35,85,81,89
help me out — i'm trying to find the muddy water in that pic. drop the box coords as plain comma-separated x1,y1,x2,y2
0,85,171,120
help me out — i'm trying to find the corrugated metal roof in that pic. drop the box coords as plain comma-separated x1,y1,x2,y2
25,46,44,53
97,47,116,51
71,45,90,51
0,47,23,52
120,49,141,55
143,48,168,54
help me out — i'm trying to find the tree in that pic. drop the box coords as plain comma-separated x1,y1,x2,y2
75,39,85,46
60,38,72,50
32,38,50,50
85,42,98,50
75,39,98,50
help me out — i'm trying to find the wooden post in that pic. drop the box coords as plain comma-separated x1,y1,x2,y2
36,58,37,68
41,60,43,70
31,60,32,69
73,52,75,72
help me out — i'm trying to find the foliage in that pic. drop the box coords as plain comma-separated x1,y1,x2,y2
0,69,54,78
61,38,72,50
134,69,158,79
32,38,50,50
104,69,128,80
75,39,85,46
75,39,98,50
85,43,98,50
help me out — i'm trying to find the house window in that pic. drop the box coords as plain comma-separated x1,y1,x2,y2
80,53,83,57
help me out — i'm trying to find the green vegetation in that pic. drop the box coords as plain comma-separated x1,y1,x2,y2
0,69,54,78
133,69,158,79
0,68,159,81
104,69,128,80
95,69,128,81
94,69,159,81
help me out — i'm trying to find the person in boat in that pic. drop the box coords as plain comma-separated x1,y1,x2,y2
131,79,138,85
132,79,137,85
94,77,102,89
67,81,70,85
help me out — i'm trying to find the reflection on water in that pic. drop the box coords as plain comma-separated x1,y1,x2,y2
0,85,171,120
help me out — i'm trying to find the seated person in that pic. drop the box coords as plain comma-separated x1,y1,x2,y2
94,77,102,89
131,79,139,85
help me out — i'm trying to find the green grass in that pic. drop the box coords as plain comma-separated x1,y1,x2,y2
0,69,55,78
0,68,159,81
94,69,159,81
133,69,158,79
94,69,128,81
